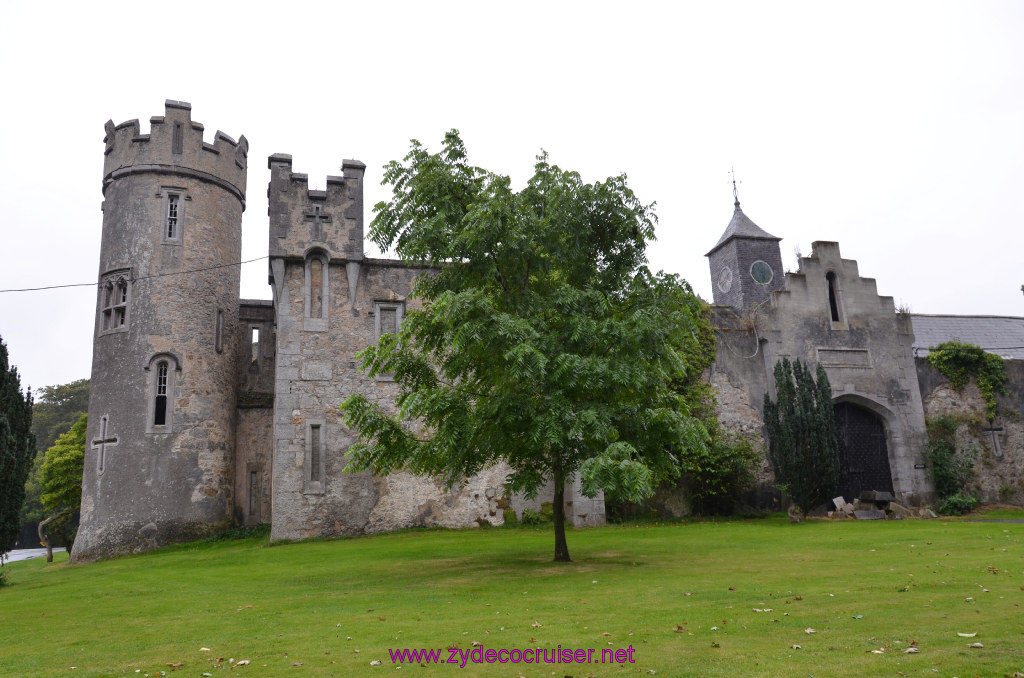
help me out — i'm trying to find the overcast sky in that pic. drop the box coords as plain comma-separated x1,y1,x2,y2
1,0,1022,392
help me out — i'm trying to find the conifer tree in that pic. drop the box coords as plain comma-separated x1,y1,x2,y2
0,336,35,560
763,358,839,519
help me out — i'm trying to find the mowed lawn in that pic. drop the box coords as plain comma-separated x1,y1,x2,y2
2,515,1023,677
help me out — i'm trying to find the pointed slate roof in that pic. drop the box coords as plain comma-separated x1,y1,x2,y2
705,200,781,257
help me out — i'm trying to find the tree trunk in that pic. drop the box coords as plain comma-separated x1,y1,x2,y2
552,462,571,562
37,509,72,563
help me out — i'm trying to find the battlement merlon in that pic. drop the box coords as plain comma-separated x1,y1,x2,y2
267,154,365,261
102,100,248,209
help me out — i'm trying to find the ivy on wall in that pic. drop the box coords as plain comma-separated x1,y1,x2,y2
926,341,1008,421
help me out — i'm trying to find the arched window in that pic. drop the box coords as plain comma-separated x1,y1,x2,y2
304,251,329,331
98,270,131,335
146,354,179,432
154,361,169,426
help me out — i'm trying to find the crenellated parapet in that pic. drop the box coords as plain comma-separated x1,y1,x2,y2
267,153,365,260
103,100,248,207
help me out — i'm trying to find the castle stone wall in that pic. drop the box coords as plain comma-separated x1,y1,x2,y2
759,241,931,503
73,103,245,562
917,358,1024,505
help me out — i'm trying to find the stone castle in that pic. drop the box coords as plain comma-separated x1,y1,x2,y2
72,102,1024,561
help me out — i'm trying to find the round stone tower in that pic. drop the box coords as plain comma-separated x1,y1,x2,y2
72,101,248,562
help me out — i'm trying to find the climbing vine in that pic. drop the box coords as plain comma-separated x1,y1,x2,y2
923,415,978,515
926,341,1008,421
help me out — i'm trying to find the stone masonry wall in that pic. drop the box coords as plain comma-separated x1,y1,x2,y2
760,241,931,503
75,103,245,562
917,358,1024,505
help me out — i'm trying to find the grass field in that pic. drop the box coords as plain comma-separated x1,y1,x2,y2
2,514,1023,677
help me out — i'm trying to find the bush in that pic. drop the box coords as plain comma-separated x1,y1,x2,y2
682,431,760,515
520,509,548,526
938,493,979,516
501,508,517,526
924,415,977,502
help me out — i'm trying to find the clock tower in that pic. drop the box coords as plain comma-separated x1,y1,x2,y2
706,197,784,311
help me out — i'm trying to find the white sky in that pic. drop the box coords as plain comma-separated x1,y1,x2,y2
1,0,1023,392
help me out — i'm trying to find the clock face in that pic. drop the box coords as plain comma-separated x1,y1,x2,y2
718,266,733,293
750,260,774,285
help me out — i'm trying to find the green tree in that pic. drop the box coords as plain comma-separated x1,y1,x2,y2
340,131,707,561
0,336,35,561
20,378,89,531
38,414,86,559
31,379,90,453
762,358,839,520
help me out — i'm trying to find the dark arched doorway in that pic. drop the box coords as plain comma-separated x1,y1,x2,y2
834,402,894,500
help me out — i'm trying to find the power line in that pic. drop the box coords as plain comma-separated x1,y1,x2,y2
0,256,269,293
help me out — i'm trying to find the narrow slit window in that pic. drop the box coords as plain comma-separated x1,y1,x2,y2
172,122,184,155
215,310,224,353
248,471,259,517
154,361,168,426
251,327,260,365
309,425,322,483
303,254,329,331
115,279,128,327
102,282,113,330
310,259,323,318
827,272,841,323
167,194,179,240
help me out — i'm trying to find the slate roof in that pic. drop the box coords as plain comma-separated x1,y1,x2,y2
705,202,781,256
911,314,1024,359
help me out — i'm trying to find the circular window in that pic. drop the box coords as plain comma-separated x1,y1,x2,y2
718,266,733,293
750,260,774,285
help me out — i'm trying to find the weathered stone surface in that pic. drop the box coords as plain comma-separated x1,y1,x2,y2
860,490,894,504
887,502,914,520
918,359,1024,506
74,102,247,563
853,510,886,520
709,239,933,512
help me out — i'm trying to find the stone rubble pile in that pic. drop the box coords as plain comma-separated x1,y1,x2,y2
827,491,938,520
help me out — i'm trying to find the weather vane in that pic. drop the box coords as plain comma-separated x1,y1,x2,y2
729,167,741,208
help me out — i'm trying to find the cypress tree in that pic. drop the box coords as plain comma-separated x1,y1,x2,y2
763,358,839,519
0,336,35,560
